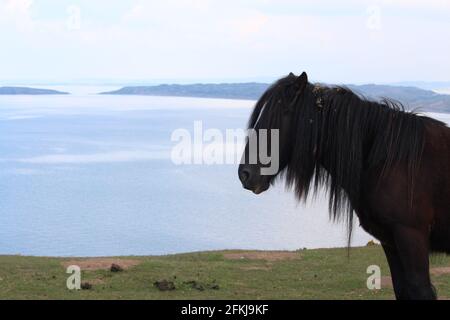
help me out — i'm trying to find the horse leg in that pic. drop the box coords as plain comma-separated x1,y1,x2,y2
393,226,436,300
382,243,408,299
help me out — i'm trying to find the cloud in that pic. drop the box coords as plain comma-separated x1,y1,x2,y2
383,0,450,10
0,0,449,82
0,0,34,30
231,12,269,38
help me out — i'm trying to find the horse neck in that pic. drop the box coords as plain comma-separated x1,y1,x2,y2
313,92,380,203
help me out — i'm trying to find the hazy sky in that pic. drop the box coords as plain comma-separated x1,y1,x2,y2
1,0,449,84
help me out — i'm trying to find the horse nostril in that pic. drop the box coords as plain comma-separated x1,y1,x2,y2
239,168,251,183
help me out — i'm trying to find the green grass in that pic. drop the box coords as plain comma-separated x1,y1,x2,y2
1,246,450,299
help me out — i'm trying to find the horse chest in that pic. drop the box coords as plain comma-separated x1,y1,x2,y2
355,211,392,243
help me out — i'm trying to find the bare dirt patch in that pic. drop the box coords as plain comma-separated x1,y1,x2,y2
381,270,450,299
239,265,273,271
61,258,141,271
381,276,393,288
380,267,450,287
431,267,450,276
223,251,299,262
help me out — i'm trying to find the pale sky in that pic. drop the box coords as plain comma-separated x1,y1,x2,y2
1,0,450,84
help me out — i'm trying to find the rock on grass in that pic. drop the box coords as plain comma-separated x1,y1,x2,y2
81,282,92,290
184,280,205,291
110,263,124,272
153,280,176,291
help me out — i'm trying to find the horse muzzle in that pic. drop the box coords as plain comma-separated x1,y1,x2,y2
238,166,270,194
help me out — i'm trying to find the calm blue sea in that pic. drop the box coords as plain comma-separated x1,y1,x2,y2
1,87,448,257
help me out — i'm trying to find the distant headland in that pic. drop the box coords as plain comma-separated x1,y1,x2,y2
1,83,449,113
100,83,450,113
100,83,268,100
0,87,69,95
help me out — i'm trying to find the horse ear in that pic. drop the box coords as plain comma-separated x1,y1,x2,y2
297,72,308,87
293,71,308,96
289,72,295,76
288,72,308,111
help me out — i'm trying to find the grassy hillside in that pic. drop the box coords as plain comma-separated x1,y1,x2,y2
1,246,450,299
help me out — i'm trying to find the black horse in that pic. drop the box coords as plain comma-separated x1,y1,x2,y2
238,72,450,300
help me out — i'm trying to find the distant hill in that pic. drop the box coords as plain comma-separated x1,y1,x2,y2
100,83,268,100
390,81,450,91
347,84,450,113
0,87,69,95
100,83,450,113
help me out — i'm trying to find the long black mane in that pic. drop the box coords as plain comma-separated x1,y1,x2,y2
249,75,446,240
